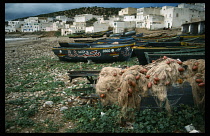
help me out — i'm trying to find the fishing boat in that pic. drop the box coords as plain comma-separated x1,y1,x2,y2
74,38,106,43
93,37,136,44
90,32,105,38
132,33,144,38
121,31,136,37
132,43,205,65
144,48,205,64
52,43,135,62
109,33,122,37
59,37,136,47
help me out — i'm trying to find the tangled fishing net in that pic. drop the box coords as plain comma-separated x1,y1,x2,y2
96,57,205,123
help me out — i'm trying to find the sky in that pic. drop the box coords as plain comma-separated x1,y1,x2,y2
5,3,181,21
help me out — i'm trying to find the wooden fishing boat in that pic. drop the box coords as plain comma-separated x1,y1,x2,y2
132,44,205,65
121,31,136,37
144,48,205,64
180,34,205,38
93,37,136,44
109,33,122,37
52,43,135,62
135,33,164,39
60,37,136,47
90,32,105,38
74,38,106,43
139,34,176,39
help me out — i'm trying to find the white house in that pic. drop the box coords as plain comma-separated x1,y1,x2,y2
181,20,205,34
123,15,136,21
85,21,109,33
55,15,71,22
74,14,102,22
5,26,16,32
8,21,24,28
5,20,24,32
178,3,205,12
136,7,162,29
144,14,164,30
39,22,53,31
160,6,205,29
119,7,137,16
73,22,86,33
113,21,125,33
21,17,40,32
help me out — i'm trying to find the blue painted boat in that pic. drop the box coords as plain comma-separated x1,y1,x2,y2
52,43,135,62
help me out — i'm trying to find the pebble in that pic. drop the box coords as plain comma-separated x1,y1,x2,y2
10,126,15,129
44,101,53,107
60,106,68,111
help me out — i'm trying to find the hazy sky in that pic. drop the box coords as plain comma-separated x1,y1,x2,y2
5,3,180,21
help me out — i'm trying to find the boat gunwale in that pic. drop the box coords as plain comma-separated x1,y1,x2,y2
52,43,135,50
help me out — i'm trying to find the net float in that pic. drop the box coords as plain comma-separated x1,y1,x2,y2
177,79,183,84
195,79,203,83
131,81,136,87
192,66,198,71
145,75,150,79
128,80,132,86
178,67,185,72
147,82,152,88
128,88,133,93
166,61,170,64
194,62,199,66
163,56,168,59
100,94,106,98
113,73,117,76
177,61,182,65
154,77,160,82
135,75,140,80
198,82,205,87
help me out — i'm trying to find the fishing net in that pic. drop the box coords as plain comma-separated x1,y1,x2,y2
182,59,205,111
95,67,123,106
95,57,205,123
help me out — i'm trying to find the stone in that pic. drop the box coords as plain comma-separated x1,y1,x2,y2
60,106,68,111
44,101,53,108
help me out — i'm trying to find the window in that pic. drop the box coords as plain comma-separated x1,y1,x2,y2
176,13,179,17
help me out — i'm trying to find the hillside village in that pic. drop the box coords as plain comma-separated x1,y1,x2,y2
5,3,205,36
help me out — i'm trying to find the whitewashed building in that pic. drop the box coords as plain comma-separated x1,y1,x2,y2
85,21,109,33
5,20,24,32
123,15,136,21
178,3,205,12
39,22,53,31
74,14,102,22
119,7,137,16
181,21,205,34
160,5,205,29
113,21,125,33
73,22,86,33
21,17,40,32
144,14,164,30
55,15,71,22
5,26,17,32
136,7,162,29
